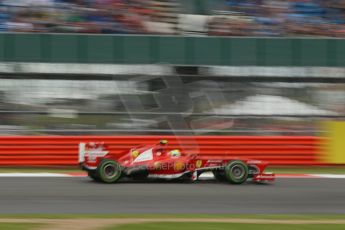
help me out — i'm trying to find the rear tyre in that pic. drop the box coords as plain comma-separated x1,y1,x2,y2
225,160,249,184
97,160,122,183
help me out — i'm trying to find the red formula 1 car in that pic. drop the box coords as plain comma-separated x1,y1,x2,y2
79,140,274,184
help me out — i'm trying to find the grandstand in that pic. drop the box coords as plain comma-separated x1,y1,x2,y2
0,0,345,36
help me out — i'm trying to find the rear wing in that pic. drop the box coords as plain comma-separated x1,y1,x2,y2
78,143,86,164
78,142,109,165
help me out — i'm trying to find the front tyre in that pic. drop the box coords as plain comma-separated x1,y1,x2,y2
225,160,249,184
97,160,122,183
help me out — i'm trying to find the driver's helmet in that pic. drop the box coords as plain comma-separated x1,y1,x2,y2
160,139,168,145
169,149,181,158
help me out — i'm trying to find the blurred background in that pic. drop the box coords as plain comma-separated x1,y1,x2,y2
1,0,345,36
0,66,344,136
1,1,345,224
0,0,344,136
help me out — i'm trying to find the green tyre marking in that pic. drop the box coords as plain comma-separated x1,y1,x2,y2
225,160,249,184
97,160,122,183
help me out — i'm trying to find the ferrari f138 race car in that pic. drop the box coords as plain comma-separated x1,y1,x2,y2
79,140,275,184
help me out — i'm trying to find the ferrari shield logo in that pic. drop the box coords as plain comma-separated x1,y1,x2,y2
174,161,184,171
196,160,202,168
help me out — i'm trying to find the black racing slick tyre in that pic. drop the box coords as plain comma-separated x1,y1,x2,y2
225,160,249,184
97,160,122,183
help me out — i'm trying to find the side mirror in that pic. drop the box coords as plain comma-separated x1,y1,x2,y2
160,140,168,145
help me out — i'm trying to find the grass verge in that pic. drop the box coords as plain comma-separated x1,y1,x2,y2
0,214,345,220
0,223,43,230
102,222,345,230
1,215,345,230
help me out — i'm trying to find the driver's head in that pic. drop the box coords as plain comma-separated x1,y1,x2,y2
169,149,181,158
159,139,168,145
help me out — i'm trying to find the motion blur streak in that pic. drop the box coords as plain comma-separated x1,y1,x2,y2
0,178,344,214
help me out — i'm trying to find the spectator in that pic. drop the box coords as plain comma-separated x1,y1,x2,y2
0,0,344,36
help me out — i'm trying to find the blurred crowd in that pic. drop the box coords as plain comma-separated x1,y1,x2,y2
0,0,345,36
0,0,178,34
208,0,345,37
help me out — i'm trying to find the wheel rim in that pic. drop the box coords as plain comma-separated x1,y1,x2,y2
104,164,117,178
231,165,245,179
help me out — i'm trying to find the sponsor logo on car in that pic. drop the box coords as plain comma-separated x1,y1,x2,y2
196,160,203,168
86,147,108,162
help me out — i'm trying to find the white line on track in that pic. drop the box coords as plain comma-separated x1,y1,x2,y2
312,174,345,179
0,173,71,177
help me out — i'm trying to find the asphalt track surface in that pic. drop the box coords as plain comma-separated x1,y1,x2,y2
1,177,344,214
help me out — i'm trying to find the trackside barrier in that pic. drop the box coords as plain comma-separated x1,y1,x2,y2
0,136,323,166
322,121,345,164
